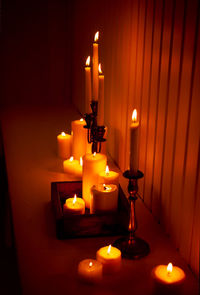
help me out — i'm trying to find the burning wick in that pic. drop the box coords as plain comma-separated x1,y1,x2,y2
132,109,137,122
103,184,107,191
80,118,84,122
89,262,93,268
69,156,73,162
80,157,83,167
98,63,102,74
167,263,173,276
72,194,77,205
93,152,96,157
94,31,99,42
107,245,111,255
61,132,66,136
86,56,90,66
105,165,109,176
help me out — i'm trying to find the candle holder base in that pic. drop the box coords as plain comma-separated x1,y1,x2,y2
113,236,150,259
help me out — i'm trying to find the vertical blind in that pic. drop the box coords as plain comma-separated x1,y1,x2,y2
72,0,200,277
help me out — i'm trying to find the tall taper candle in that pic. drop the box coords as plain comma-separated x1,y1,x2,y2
97,63,104,126
93,31,99,101
85,56,92,113
130,109,139,174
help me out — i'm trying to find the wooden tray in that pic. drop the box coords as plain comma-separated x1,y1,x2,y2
51,181,130,239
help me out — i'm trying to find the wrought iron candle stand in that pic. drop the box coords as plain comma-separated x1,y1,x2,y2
113,170,150,259
84,100,106,153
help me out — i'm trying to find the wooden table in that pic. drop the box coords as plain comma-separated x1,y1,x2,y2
0,105,198,295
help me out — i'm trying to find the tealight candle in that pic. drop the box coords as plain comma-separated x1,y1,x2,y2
152,263,186,295
98,165,119,187
78,259,103,284
96,245,121,274
82,152,107,208
90,183,118,214
57,132,72,159
71,118,87,160
63,194,85,215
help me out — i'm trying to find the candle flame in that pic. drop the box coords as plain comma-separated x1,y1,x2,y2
61,132,66,136
89,262,93,268
80,118,84,122
86,56,90,66
73,194,77,205
98,63,102,74
80,157,83,166
94,31,99,42
105,165,109,175
93,152,96,157
69,156,73,162
132,109,138,122
167,263,173,275
107,245,111,254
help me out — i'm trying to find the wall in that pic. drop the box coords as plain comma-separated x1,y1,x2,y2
71,0,200,277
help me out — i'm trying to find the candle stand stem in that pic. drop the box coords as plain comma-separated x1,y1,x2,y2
113,170,150,259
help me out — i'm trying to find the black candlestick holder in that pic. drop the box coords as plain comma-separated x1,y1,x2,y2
113,170,150,259
84,100,106,153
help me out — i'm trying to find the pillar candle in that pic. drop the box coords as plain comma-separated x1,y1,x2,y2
93,31,99,101
151,263,186,295
71,118,87,160
85,56,92,113
82,152,107,208
91,184,118,214
78,259,103,284
63,194,85,215
96,245,121,274
97,63,104,126
63,156,83,179
98,165,119,187
57,132,72,159
130,109,139,174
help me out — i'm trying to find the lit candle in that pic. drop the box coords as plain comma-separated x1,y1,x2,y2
71,118,87,160
98,165,119,187
93,31,99,101
63,194,85,215
96,245,121,274
97,63,104,126
78,259,103,284
57,132,72,159
152,263,186,294
82,152,107,208
85,56,92,113
63,156,83,179
91,183,118,214
130,109,139,174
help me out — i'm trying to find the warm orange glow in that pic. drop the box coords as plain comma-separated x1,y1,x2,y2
167,263,173,275
73,194,77,205
86,56,90,66
98,63,102,74
80,118,84,122
61,132,66,136
80,157,83,167
89,262,93,268
93,152,96,157
69,156,73,162
105,165,109,175
132,109,138,122
94,31,99,42
107,245,111,254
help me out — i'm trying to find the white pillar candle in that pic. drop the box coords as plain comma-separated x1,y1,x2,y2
151,263,186,295
57,132,72,159
63,156,83,179
93,31,99,101
130,109,139,174
63,194,85,215
97,63,104,126
82,152,107,208
96,245,121,274
91,184,118,214
98,165,119,187
85,56,92,113
78,259,103,284
71,118,87,160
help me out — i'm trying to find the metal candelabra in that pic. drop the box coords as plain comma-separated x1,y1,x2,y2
84,100,106,153
113,169,150,259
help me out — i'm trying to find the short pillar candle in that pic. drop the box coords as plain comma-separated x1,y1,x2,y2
63,156,79,174
78,259,103,284
151,263,186,295
96,245,121,274
57,132,72,159
98,165,119,187
63,194,85,215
